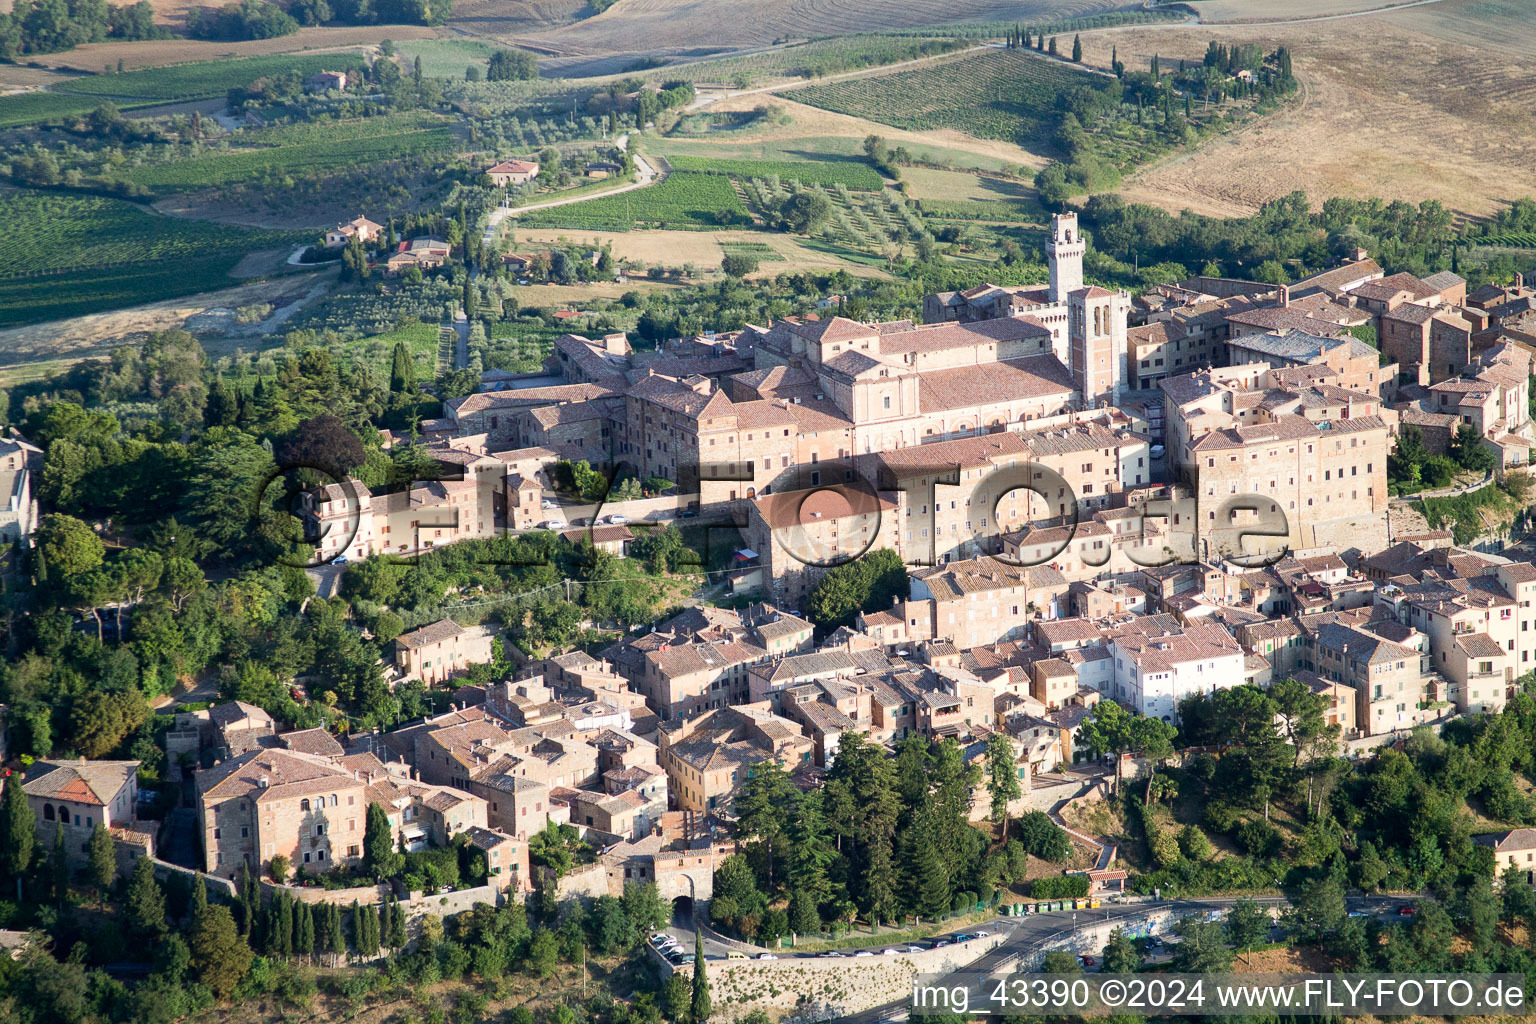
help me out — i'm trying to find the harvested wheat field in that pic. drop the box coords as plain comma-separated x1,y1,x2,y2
1181,0,1439,23
15,25,433,75
1072,0,1536,219
475,0,1122,54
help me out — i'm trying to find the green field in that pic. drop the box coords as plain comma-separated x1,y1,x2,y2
0,189,296,327
664,154,884,190
795,48,1099,146
0,53,368,129
720,241,785,262
517,172,746,231
392,38,500,79
126,113,459,191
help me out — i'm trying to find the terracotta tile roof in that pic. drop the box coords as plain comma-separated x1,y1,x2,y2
397,618,464,649
917,355,1075,414
24,760,138,806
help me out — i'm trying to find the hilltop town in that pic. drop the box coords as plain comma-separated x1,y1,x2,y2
6,1,1536,1022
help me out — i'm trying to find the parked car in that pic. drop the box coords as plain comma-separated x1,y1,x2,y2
932,939,950,949
882,948,900,956
757,953,779,960
607,514,629,524
331,555,348,565
973,930,991,938
727,952,748,961
821,951,847,959
676,953,696,964
901,946,923,953
952,933,973,942
649,933,671,946
1150,444,1166,459
1081,956,1096,967
854,950,875,957
541,500,558,509
678,508,700,519
542,520,568,530
1398,906,1416,916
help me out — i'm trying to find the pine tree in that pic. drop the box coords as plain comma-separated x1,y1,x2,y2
910,813,951,920
0,773,35,901
690,932,711,1023
126,855,166,936
1071,34,1082,62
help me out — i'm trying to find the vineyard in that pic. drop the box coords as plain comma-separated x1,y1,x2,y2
664,155,885,191
1475,233,1536,249
795,48,1099,146
125,114,460,192
0,190,295,327
739,175,930,257
517,172,746,231
0,54,368,130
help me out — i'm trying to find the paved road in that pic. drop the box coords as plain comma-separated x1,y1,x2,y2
453,314,469,370
834,894,1417,1023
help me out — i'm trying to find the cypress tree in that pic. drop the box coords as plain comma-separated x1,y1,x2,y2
389,895,407,948
315,897,333,955
237,864,255,935
330,903,346,962
1047,36,1057,56
690,932,711,1023
191,870,210,930
269,890,293,957
1071,34,1082,62
0,774,35,901
349,900,362,954
389,341,415,393
296,900,315,959
50,827,68,906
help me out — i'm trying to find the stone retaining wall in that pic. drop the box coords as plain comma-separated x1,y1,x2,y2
654,933,1006,1022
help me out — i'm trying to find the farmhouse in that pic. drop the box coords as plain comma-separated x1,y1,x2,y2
325,215,383,248
386,237,452,275
487,159,540,186
303,70,348,92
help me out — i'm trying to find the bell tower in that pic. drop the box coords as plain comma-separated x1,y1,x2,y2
1047,212,1086,305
